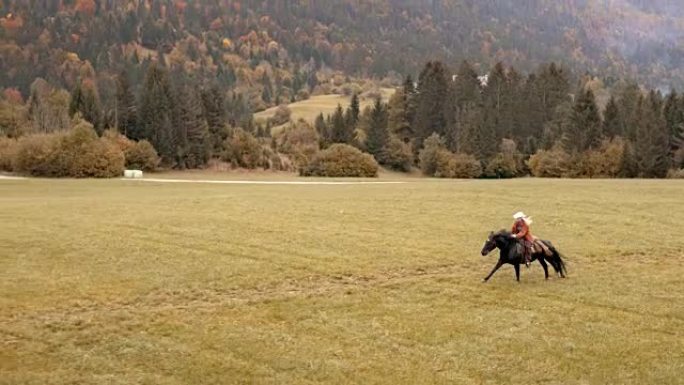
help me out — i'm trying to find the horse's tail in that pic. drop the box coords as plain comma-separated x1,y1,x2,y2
544,241,568,277
552,247,568,278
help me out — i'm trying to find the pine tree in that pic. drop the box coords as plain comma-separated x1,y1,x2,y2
345,93,360,131
453,61,481,108
387,88,412,143
261,72,273,104
403,74,417,126
176,82,210,168
616,81,641,141
480,62,522,142
537,63,571,122
413,61,449,151
663,90,684,157
69,80,103,132
314,113,330,148
138,63,175,163
365,97,389,159
634,94,670,177
330,104,352,144
602,96,622,138
201,84,227,154
116,70,137,138
566,89,602,153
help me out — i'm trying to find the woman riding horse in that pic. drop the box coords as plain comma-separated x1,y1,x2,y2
511,211,552,268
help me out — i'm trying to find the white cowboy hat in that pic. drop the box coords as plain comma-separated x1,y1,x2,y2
513,211,533,225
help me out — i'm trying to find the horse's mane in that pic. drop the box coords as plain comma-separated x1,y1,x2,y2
493,229,512,238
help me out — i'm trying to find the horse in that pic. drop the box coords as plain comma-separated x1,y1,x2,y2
480,230,567,282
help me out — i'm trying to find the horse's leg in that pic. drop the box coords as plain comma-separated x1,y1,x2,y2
538,256,549,280
514,263,520,282
483,260,504,282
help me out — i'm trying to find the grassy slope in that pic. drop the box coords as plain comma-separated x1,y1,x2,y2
253,88,396,128
0,178,683,384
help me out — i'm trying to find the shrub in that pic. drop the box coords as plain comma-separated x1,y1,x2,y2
674,147,684,169
274,120,320,168
528,146,571,177
269,104,292,126
435,152,482,178
14,133,63,176
484,153,518,178
0,137,18,171
13,121,125,178
418,133,445,176
380,138,413,172
301,144,378,177
71,137,125,178
125,140,160,171
667,168,684,179
222,128,265,169
102,129,134,153
296,89,310,101
581,138,625,178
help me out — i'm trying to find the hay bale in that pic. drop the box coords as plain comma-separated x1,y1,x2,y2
124,169,143,178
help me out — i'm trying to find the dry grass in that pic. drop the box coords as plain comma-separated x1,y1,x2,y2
254,89,395,131
0,177,683,384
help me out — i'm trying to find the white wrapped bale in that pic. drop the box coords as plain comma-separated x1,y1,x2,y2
124,170,144,178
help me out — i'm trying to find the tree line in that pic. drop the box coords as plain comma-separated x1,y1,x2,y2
2,58,684,179
313,61,684,178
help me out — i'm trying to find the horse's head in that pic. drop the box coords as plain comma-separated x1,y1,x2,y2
481,230,511,256
481,231,498,256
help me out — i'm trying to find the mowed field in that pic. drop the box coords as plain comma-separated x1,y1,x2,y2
253,88,395,130
0,176,683,384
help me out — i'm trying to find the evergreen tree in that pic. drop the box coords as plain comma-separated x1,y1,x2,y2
566,89,602,153
176,82,210,168
330,104,352,144
663,90,684,157
413,61,449,151
387,88,412,143
69,80,103,132
365,97,389,159
403,74,417,126
201,84,227,154
453,61,481,108
138,63,176,163
602,96,622,138
315,113,330,147
345,93,360,130
116,70,137,138
480,62,523,142
635,93,670,177
261,72,273,104
616,81,641,141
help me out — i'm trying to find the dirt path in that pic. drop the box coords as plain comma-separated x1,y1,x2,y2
123,177,407,185
0,175,26,180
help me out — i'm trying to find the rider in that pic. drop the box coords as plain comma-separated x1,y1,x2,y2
511,211,535,268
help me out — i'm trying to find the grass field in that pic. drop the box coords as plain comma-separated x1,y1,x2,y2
1,176,683,384
253,89,395,130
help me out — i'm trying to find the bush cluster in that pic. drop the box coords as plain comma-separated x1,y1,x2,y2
419,133,481,178
301,143,378,177
13,121,124,177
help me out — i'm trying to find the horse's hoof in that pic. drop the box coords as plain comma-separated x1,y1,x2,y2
482,279,488,283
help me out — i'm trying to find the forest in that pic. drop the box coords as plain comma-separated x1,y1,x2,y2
0,0,683,178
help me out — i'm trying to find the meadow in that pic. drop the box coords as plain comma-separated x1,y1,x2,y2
0,176,683,384
253,88,395,130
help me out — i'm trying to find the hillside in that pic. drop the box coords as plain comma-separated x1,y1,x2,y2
2,0,684,104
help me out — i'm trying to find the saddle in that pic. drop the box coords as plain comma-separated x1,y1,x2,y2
533,238,553,256
515,238,553,256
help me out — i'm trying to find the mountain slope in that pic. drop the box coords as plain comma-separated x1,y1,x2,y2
1,0,683,99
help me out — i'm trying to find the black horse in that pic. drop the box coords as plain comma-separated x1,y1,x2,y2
480,230,567,282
